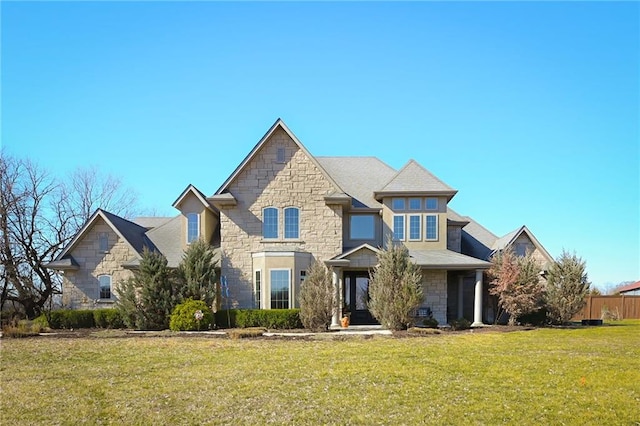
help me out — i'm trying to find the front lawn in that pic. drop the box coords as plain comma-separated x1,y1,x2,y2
1,321,639,425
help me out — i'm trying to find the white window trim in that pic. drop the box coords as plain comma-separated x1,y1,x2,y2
186,213,200,244
262,207,279,239
393,214,406,241
98,275,112,300
425,214,439,241
283,206,300,240
254,269,262,309
408,214,422,241
426,197,438,211
269,268,292,309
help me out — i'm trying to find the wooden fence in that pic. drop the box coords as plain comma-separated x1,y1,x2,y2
573,295,640,320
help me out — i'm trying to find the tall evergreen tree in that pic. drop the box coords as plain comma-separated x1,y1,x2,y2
299,260,335,332
176,239,217,307
545,250,590,324
368,241,423,330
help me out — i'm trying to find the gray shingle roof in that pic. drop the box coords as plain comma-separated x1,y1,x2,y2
132,217,174,229
100,210,157,255
316,157,397,208
409,249,491,269
145,215,185,268
376,160,457,197
459,216,498,260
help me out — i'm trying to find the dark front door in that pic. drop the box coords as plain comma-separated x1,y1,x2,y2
344,271,377,325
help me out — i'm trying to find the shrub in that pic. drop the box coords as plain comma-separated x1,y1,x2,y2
48,310,95,329
33,314,50,329
215,309,302,329
449,318,471,331
93,309,125,329
545,250,590,325
368,240,424,330
169,299,214,331
422,317,439,328
518,308,548,326
298,261,336,332
175,239,217,306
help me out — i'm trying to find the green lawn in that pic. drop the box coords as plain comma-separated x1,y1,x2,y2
1,322,639,425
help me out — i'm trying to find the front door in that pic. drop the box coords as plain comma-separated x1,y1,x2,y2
344,271,377,324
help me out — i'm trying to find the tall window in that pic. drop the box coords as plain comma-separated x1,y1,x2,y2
270,269,290,309
98,233,109,252
254,270,262,309
350,215,375,240
392,198,405,210
409,215,421,240
263,207,278,239
425,214,438,240
187,213,199,243
426,198,438,210
276,147,286,163
98,275,111,299
284,207,300,239
393,215,405,241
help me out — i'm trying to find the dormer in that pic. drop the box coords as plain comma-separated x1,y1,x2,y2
172,184,219,248
374,160,458,251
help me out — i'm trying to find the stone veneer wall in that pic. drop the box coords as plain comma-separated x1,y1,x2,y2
219,128,343,307
514,233,550,268
62,218,136,309
421,270,448,325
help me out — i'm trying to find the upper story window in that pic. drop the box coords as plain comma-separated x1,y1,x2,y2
409,198,422,210
284,207,300,239
393,215,405,241
98,233,109,252
350,215,375,240
392,198,406,210
263,207,279,239
426,198,438,210
98,275,112,299
425,214,438,240
276,147,286,163
187,213,199,243
408,215,422,241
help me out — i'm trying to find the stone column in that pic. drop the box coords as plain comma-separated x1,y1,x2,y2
457,275,464,319
331,267,341,327
472,269,484,327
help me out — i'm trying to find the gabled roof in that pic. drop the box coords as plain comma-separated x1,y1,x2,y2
132,217,174,230
618,280,640,293
460,215,498,260
173,184,215,212
51,209,156,265
331,244,381,260
375,159,457,201
213,118,344,197
316,157,397,208
144,215,185,268
491,225,553,263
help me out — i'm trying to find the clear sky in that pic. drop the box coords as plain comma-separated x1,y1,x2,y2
2,1,638,291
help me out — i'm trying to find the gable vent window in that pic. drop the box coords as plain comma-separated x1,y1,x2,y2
98,233,109,253
276,147,286,163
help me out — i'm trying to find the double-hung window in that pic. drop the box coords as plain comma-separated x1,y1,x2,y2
284,207,299,239
393,215,405,241
263,207,279,239
408,215,422,241
425,214,438,240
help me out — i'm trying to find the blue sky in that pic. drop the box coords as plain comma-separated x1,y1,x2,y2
2,1,638,291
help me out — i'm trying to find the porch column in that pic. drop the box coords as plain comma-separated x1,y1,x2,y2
472,269,484,327
457,275,464,319
331,267,341,327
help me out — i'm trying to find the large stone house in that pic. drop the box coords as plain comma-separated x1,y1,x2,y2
47,119,553,326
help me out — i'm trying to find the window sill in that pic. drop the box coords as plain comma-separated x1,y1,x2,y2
96,299,114,304
260,239,305,243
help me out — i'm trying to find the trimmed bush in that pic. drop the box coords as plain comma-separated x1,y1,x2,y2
422,317,439,329
169,299,214,331
449,318,471,331
215,309,302,329
93,309,125,329
47,310,95,329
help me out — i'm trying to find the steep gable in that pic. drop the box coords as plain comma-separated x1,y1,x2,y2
375,159,458,201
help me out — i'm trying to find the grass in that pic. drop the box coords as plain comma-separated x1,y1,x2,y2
1,321,639,425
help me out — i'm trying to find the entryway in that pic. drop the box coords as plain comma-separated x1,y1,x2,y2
343,271,378,325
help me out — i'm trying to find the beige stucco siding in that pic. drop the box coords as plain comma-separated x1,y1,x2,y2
381,196,448,250
61,217,136,309
219,128,343,308
177,194,219,247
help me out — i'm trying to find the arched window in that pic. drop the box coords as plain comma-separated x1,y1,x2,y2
284,207,299,239
98,275,112,299
263,207,278,239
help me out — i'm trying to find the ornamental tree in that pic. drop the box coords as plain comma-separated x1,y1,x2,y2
488,248,544,325
298,260,336,332
545,250,590,324
368,241,423,330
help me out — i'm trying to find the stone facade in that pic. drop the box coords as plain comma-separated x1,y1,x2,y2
421,270,448,325
219,128,343,308
447,225,462,252
61,217,136,309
